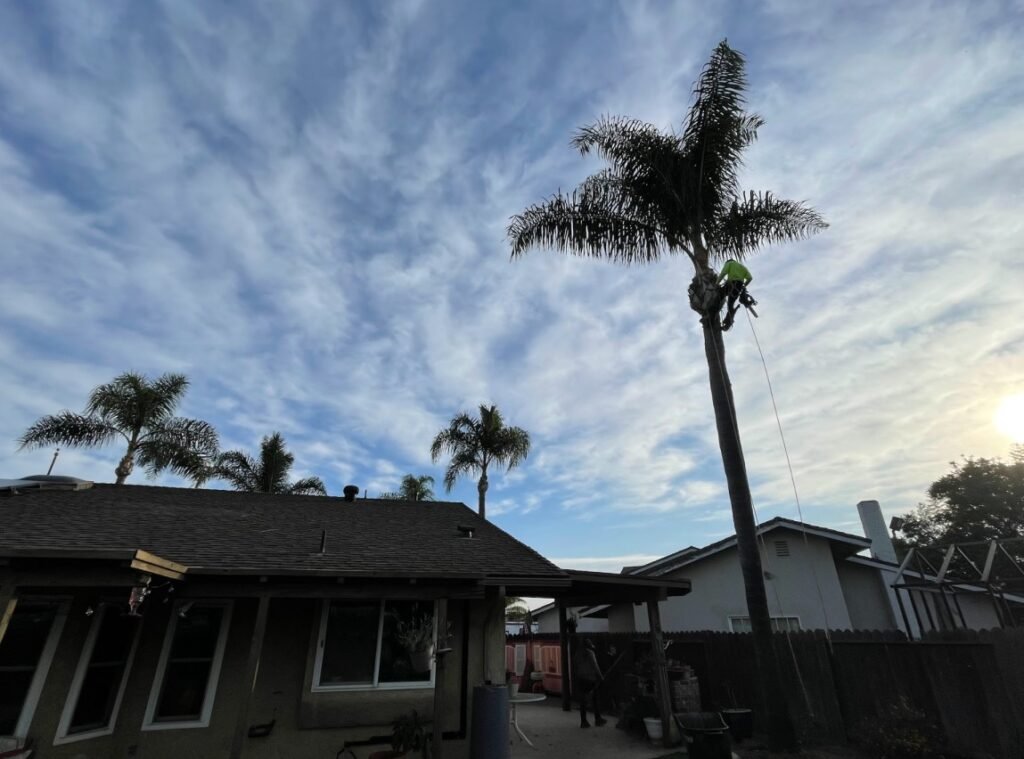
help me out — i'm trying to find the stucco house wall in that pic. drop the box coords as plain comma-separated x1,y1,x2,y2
835,559,898,630
18,591,503,759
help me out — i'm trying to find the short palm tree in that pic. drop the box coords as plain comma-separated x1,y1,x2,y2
508,41,823,750
381,474,436,501
505,596,530,623
216,432,326,495
18,372,219,485
430,404,530,519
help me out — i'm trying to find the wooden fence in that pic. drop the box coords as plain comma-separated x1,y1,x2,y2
507,628,1024,757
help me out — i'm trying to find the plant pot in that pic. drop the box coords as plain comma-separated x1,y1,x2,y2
643,717,664,743
410,646,434,672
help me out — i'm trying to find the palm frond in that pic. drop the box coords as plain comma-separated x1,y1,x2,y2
18,412,120,449
492,426,531,471
681,40,755,229
508,185,667,264
708,191,827,260
215,450,261,492
287,476,327,496
136,417,220,479
573,116,685,184
443,450,479,493
258,432,295,494
430,413,478,461
399,474,435,501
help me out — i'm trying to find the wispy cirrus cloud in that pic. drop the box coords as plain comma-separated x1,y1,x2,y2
1,0,1022,568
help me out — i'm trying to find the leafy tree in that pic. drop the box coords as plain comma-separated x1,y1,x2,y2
508,41,825,749
898,454,1024,549
216,432,326,495
430,404,530,519
380,474,436,501
19,372,219,485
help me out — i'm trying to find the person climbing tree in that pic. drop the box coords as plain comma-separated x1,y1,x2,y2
718,258,755,330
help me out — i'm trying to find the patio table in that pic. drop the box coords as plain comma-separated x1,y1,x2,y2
509,693,546,747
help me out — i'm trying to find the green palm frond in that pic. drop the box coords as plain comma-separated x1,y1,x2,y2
443,449,480,493
18,412,121,449
287,476,327,496
431,405,530,493
508,183,666,264
509,39,825,273
399,474,435,501
136,417,220,479
215,450,261,492
708,191,828,260
216,432,325,495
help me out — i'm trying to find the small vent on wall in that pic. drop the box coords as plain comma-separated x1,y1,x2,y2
774,540,791,558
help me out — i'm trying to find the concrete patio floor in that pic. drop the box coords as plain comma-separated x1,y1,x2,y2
509,699,672,759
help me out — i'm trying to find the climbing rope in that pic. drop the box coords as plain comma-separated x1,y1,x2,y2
703,303,816,716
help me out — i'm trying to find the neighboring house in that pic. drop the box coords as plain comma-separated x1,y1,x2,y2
534,501,1018,638
0,478,688,759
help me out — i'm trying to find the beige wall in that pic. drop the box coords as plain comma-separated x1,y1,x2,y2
15,589,504,759
835,559,898,630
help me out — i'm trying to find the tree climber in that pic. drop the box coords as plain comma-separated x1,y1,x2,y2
718,258,757,330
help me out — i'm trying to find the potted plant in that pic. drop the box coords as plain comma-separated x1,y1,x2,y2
391,710,432,758
396,614,435,672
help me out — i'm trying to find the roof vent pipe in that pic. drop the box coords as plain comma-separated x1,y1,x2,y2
857,500,898,564
343,485,359,502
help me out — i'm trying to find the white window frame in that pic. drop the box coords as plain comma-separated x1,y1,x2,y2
142,600,233,731
727,614,802,633
2,598,70,739
54,603,142,745
311,599,437,692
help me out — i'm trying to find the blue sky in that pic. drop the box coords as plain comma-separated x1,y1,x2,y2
2,0,1023,574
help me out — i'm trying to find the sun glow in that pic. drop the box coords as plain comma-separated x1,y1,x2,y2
995,394,1024,442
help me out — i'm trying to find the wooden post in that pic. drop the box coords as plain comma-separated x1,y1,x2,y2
646,597,674,747
230,594,271,759
557,601,572,711
431,598,449,759
0,582,16,647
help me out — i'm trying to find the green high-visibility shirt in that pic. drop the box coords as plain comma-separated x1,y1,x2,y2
719,260,752,284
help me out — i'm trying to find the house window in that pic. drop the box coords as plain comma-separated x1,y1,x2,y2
728,615,801,633
313,600,435,691
0,600,67,737
55,605,140,742
143,601,232,730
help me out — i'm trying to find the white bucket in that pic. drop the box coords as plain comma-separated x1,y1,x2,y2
643,717,663,742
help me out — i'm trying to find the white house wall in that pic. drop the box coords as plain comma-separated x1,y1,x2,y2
614,530,854,633
835,559,898,630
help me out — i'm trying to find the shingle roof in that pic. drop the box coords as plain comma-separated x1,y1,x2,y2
0,483,564,579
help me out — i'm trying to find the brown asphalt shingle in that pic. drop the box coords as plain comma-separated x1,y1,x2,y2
0,483,564,579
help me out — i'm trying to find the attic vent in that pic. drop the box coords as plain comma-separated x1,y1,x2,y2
457,524,475,539
774,540,790,558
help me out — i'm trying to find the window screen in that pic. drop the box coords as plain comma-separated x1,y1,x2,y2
153,605,226,722
66,609,139,734
0,601,60,735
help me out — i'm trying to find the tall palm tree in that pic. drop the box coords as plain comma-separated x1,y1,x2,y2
430,404,530,519
18,372,219,485
216,432,326,495
380,474,436,501
508,41,824,750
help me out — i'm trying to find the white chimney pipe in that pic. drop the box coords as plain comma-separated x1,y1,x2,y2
857,500,898,564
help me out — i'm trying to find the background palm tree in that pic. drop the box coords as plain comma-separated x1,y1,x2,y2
430,404,530,519
380,474,436,501
505,596,530,623
508,41,824,750
216,432,326,495
18,371,219,485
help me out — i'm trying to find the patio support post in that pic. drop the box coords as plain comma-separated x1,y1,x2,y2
557,601,571,711
432,598,449,759
0,581,15,646
230,594,271,759
646,596,674,747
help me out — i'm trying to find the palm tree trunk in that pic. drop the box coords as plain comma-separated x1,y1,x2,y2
702,318,798,751
114,448,135,485
477,469,488,519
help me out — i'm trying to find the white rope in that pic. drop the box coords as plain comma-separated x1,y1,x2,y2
744,309,835,646
702,305,815,715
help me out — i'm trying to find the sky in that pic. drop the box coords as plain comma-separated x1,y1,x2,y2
1,0,1023,578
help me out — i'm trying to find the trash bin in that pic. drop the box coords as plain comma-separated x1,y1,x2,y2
470,685,510,759
674,712,732,759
